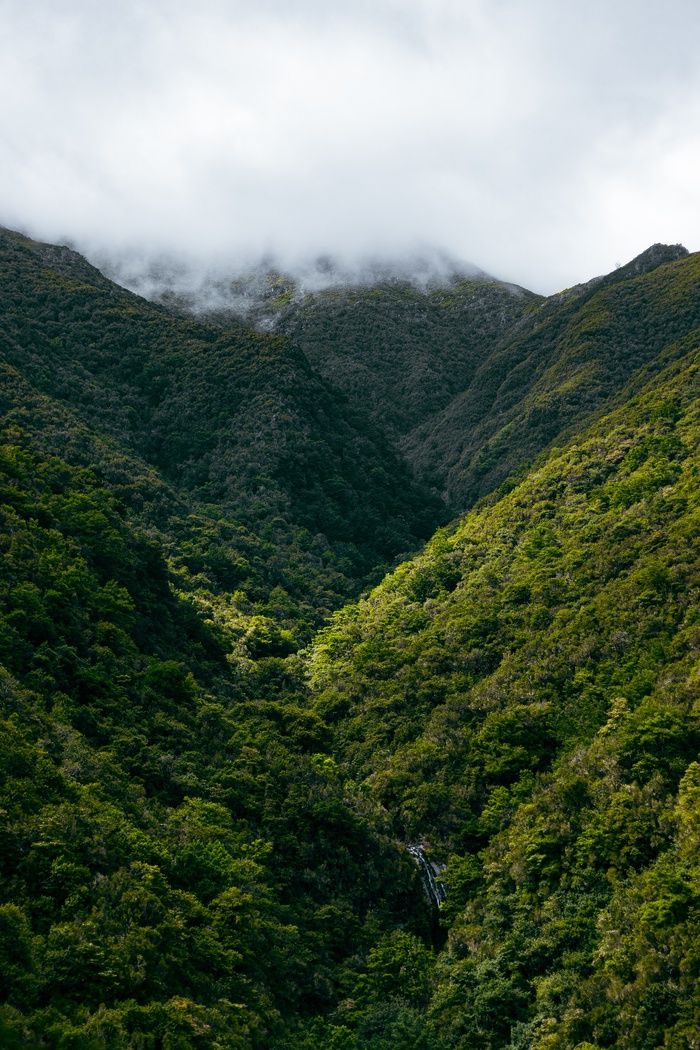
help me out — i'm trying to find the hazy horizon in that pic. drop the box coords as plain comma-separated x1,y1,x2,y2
2,0,700,295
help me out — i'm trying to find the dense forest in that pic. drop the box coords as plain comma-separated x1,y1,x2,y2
2,227,700,1049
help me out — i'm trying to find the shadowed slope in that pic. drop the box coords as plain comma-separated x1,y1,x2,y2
0,228,444,591
263,244,695,517
275,277,541,443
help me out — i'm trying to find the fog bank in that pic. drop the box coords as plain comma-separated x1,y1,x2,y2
2,0,699,293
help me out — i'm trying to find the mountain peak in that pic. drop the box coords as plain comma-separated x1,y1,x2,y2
616,241,689,278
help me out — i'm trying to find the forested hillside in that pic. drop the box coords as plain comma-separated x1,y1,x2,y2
274,277,541,444
0,423,428,1048
116,241,696,519
2,229,700,1049
0,228,444,603
308,317,700,1048
0,230,435,1047
412,243,695,508
262,244,695,512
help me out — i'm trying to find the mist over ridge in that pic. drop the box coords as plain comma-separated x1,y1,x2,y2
92,243,505,327
3,0,700,295
4,0,700,1043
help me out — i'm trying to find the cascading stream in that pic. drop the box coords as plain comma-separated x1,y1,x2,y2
407,845,447,911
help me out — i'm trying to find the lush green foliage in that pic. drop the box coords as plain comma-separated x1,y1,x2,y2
275,278,540,445
3,229,700,1048
309,326,700,1048
0,428,428,1047
265,245,696,516
0,229,443,599
407,244,696,508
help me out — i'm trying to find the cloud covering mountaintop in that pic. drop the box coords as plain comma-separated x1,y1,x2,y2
1,0,700,292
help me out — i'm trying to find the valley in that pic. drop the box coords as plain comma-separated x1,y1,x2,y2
1,227,699,1049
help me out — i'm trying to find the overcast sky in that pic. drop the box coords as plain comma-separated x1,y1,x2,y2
1,0,699,293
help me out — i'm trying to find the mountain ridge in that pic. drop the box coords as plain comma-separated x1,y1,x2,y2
32,232,693,516
2,228,700,1048
0,227,445,600
304,312,700,1047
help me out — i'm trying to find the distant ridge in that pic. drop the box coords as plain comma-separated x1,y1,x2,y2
93,238,698,518
0,226,445,621
94,246,490,329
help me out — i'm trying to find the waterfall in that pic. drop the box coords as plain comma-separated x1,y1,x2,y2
407,844,447,910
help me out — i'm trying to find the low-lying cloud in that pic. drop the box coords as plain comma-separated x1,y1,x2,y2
1,0,699,293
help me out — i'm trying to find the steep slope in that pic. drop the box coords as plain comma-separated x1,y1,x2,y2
5,226,700,1050
267,245,696,520
306,326,700,1047
274,277,541,443
0,228,444,592
0,357,372,649
98,241,699,529
0,424,432,1049
406,243,694,506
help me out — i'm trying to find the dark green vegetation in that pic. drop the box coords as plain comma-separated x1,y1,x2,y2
264,244,693,513
0,428,428,1048
0,229,443,624
275,278,541,446
3,228,700,1048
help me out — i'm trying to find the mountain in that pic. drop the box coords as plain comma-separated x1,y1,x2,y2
270,245,694,512
274,277,540,445
101,243,696,521
156,244,694,520
0,228,445,625
305,256,700,1048
2,228,700,1049
0,229,435,1048
409,242,693,507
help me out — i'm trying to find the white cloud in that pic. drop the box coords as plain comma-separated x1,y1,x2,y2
1,0,699,292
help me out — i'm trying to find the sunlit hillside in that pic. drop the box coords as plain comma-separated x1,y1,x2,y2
1,229,699,1049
